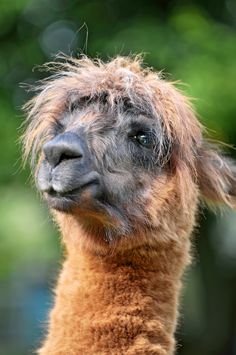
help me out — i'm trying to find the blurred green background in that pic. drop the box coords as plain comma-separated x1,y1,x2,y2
0,0,236,354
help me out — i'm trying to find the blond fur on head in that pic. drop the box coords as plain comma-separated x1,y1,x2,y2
23,55,201,168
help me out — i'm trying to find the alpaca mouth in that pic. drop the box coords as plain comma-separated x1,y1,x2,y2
43,174,102,212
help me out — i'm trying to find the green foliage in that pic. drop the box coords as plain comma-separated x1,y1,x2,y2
0,186,60,277
0,1,236,354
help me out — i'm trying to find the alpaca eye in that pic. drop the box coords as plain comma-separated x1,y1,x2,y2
132,132,155,149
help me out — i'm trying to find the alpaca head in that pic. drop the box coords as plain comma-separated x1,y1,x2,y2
23,56,236,252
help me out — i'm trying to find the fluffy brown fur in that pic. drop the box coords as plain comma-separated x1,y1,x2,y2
22,55,236,354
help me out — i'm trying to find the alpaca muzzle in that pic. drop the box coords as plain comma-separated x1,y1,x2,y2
37,131,101,211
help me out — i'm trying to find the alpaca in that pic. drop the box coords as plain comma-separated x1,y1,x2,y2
23,55,236,355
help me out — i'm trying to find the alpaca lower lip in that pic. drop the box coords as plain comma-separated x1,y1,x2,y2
45,180,101,211
49,180,98,197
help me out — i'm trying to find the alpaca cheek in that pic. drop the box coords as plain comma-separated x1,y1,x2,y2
145,174,198,235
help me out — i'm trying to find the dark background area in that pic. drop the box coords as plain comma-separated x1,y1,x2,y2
0,0,236,354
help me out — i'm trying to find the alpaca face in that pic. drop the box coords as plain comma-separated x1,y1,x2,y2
36,102,175,239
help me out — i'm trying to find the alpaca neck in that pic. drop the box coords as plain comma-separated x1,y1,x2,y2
38,239,190,355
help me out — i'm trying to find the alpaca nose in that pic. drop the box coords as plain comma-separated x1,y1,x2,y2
43,132,83,167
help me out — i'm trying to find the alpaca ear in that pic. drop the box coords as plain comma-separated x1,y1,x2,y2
197,143,236,208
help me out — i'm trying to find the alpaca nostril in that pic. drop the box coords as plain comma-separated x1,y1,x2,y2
43,132,84,167
59,153,79,163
